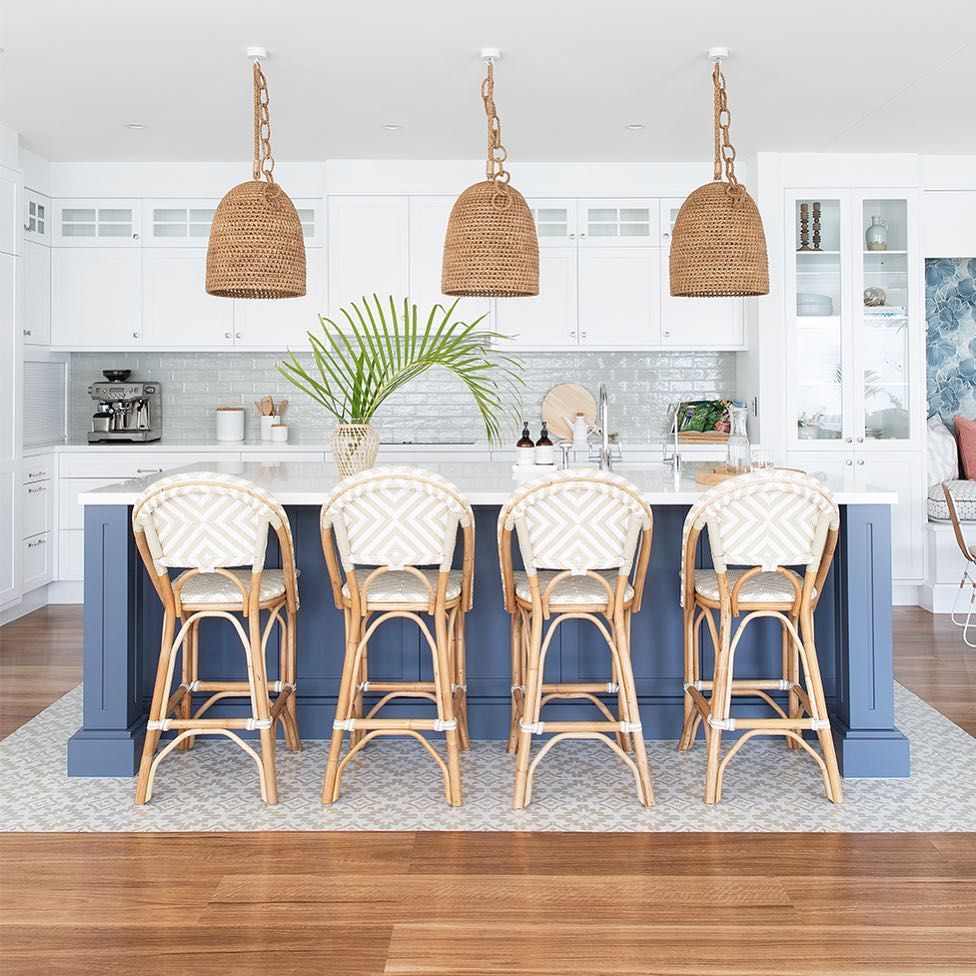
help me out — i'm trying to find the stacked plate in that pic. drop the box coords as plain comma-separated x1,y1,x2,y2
797,293,833,316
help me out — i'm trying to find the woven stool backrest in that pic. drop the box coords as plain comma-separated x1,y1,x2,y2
499,469,652,577
321,466,473,572
132,471,291,575
680,469,840,606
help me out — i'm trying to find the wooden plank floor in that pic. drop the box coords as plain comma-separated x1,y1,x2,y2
0,606,974,975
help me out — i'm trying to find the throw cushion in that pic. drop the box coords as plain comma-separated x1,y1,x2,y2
928,480,976,522
928,415,959,486
955,415,976,480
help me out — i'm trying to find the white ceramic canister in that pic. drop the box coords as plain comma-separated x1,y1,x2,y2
271,423,289,444
260,414,277,441
216,406,245,442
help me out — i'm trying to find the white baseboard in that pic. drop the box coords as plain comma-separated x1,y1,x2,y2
0,586,51,626
892,583,920,607
46,581,84,604
919,581,969,614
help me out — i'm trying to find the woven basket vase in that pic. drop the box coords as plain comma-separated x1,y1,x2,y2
442,180,539,297
206,180,307,299
669,180,769,298
330,424,380,478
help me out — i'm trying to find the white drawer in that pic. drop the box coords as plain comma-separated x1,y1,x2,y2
23,480,53,537
58,452,206,479
24,532,53,591
23,456,54,483
59,529,84,581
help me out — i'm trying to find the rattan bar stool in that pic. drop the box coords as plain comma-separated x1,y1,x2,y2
677,469,843,804
131,472,300,805
943,482,976,647
499,469,654,809
320,466,474,807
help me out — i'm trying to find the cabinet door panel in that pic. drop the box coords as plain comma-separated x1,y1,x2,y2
52,249,142,347
659,198,744,349
578,247,659,347
578,199,658,246
495,248,578,348
0,470,18,605
408,196,490,325
328,197,408,314
526,199,578,246
142,248,234,347
54,200,141,245
24,191,52,246
23,240,51,346
234,248,327,349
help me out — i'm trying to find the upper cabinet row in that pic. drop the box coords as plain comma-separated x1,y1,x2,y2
25,191,744,351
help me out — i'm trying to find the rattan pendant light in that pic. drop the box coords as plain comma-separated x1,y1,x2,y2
669,49,768,298
206,49,306,299
442,49,539,297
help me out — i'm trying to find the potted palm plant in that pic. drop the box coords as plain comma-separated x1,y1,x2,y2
278,295,522,476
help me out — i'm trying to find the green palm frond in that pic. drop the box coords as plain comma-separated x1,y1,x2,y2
277,295,523,445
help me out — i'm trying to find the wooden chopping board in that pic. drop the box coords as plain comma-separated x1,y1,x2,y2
542,384,597,441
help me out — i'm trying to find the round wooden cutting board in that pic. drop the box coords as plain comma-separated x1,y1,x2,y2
542,383,597,441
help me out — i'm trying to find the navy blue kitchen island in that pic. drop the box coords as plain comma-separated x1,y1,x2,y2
67,461,910,779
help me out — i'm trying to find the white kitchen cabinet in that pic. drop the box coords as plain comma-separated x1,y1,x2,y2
787,450,854,482
293,198,326,247
23,533,53,592
22,478,53,538
142,200,217,246
234,247,327,349
659,198,744,349
54,199,141,245
578,246,660,347
22,240,51,346
922,190,976,257
526,199,578,246
495,248,578,348
24,190,51,246
328,196,409,314
408,196,490,327
577,199,658,246
51,248,142,347
0,171,16,256
142,247,235,347
0,470,19,606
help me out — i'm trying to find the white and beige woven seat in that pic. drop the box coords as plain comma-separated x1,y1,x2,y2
131,471,301,806
943,482,976,647
321,466,474,807
513,569,635,606
499,468,654,809
678,468,842,805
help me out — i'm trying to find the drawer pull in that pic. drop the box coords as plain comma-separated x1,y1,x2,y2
27,485,46,494
136,467,163,474
27,537,46,549
27,470,46,479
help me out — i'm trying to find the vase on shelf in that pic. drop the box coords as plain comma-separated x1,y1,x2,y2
330,424,380,477
865,216,888,252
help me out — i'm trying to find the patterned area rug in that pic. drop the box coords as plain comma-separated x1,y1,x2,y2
1,684,974,832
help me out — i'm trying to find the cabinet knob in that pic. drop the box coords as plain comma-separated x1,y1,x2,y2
569,330,577,338
225,332,232,339
845,436,853,443
23,329,31,336
235,332,242,340
857,459,865,466
845,459,854,466
579,232,587,239
662,232,671,240
133,233,140,239
568,233,576,239
663,330,670,337
132,332,140,339
856,436,864,443
580,331,588,338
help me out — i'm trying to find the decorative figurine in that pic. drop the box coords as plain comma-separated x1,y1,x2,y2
798,202,811,251
863,287,886,307
812,201,822,251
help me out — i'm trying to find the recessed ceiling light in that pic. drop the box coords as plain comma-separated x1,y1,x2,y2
125,123,146,130
625,122,646,131
383,123,403,131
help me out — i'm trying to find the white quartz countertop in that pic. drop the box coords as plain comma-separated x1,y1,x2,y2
78,460,898,507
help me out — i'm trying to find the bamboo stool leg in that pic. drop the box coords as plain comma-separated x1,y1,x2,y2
614,609,653,806
704,610,733,804
178,617,198,751
279,610,301,752
135,609,177,804
506,611,524,754
454,609,471,752
799,605,844,803
350,626,369,749
513,605,544,810
678,605,698,751
248,611,278,805
433,606,463,807
322,613,361,803
611,651,631,754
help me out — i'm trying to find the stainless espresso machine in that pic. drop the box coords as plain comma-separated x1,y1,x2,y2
88,370,162,443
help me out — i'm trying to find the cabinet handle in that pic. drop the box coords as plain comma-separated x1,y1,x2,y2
845,459,854,466
27,485,46,494
23,329,31,336
133,233,140,239
132,332,140,339
579,232,587,239
845,436,853,443
225,332,232,339
580,331,588,338
663,330,670,338
27,471,45,479
856,436,864,443
568,233,576,239
856,459,865,466
235,332,242,339
27,537,46,549
662,232,670,240
136,467,162,474
569,330,577,338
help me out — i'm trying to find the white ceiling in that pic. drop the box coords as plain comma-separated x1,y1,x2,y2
1,0,973,163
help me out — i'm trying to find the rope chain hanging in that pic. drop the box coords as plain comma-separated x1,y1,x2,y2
481,60,511,208
252,60,276,185
712,61,744,208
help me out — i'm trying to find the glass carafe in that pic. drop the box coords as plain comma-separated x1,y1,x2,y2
725,406,752,474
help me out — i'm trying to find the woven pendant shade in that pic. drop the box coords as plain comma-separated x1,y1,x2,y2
442,180,539,297
669,58,768,298
442,55,539,298
206,57,306,299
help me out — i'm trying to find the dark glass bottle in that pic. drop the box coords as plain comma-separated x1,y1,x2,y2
536,422,552,447
517,422,534,448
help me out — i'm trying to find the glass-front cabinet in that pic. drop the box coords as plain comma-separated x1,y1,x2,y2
786,188,920,451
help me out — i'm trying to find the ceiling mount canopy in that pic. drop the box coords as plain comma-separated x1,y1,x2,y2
669,48,769,299
206,47,306,300
441,49,539,298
